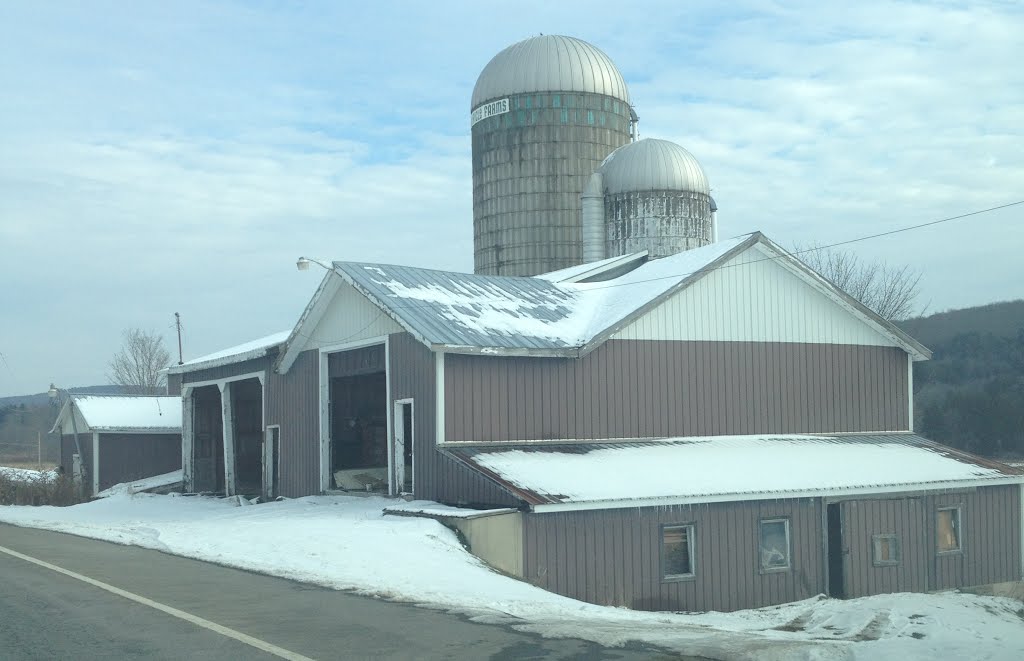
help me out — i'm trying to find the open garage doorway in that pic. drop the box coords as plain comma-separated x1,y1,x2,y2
327,344,389,493
230,377,264,496
192,385,224,493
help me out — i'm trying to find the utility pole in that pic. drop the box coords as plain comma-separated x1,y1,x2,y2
175,312,184,365
37,431,41,470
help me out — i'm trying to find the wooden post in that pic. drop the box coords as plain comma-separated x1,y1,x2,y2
220,381,235,497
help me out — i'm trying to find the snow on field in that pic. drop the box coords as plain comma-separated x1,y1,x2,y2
1,494,1022,660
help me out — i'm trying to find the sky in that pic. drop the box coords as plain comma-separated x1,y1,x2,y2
0,1,1021,397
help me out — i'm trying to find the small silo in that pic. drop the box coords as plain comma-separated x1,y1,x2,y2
471,35,635,276
582,138,715,262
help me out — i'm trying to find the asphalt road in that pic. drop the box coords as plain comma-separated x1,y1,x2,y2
0,524,687,660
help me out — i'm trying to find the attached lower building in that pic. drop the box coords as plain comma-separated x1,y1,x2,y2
166,232,1024,610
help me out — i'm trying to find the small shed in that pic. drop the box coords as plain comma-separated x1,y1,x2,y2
52,395,182,497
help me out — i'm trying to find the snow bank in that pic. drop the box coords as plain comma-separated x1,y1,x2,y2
1,494,1021,660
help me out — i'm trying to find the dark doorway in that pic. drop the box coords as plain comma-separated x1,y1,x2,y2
329,371,387,491
827,503,845,598
230,378,264,496
193,385,224,493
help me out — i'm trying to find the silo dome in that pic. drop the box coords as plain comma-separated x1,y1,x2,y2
582,138,715,261
472,35,631,109
598,138,710,195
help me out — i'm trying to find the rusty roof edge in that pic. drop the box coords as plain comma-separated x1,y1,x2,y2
438,446,551,506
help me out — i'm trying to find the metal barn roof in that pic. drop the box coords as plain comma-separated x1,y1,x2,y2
444,434,1024,512
332,235,750,356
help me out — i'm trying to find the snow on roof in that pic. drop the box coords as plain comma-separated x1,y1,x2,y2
535,251,648,283
447,434,1024,512
66,395,182,432
383,501,517,520
334,236,750,354
96,469,183,498
166,330,291,373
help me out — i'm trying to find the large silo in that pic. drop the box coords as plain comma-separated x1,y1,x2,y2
582,138,715,262
471,35,634,276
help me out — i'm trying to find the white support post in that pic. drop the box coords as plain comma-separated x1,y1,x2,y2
907,355,914,431
91,431,100,497
181,386,194,492
318,350,330,493
435,351,445,446
220,381,235,496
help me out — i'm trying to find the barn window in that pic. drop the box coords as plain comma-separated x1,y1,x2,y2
937,507,961,553
661,524,695,579
759,518,791,571
872,534,901,566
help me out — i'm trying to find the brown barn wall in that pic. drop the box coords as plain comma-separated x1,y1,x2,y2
523,499,823,612
830,486,1021,599
445,340,909,442
96,433,182,491
388,333,518,507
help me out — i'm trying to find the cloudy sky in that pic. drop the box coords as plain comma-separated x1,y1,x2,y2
1,1,1021,397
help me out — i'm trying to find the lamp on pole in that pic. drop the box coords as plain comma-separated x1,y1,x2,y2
49,383,84,487
296,256,333,272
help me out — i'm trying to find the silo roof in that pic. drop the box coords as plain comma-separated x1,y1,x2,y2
471,35,630,110
598,138,710,195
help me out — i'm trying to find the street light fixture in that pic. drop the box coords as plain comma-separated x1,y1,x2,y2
296,256,333,272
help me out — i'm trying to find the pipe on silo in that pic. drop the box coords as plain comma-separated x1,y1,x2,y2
581,172,606,263
710,196,719,243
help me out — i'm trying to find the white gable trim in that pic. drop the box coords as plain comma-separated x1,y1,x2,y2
610,237,929,360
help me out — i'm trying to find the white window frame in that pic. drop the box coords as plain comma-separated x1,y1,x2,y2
759,518,791,573
661,523,696,580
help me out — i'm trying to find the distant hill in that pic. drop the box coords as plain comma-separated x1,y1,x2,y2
899,299,1024,348
0,384,127,409
901,300,1024,459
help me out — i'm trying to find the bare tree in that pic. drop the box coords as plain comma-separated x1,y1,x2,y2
795,244,923,321
108,329,171,395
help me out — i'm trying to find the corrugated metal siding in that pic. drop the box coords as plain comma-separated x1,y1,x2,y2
615,245,893,347
166,373,182,396
523,498,822,612
302,281,402,351
445,340,909,441
388,333,518,507
839,497,929,597
838,486,1021,596
266,349,320,498
96,433,182,491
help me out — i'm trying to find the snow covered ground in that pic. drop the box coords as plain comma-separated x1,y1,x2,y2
1,493,1021,660
0,466,56,481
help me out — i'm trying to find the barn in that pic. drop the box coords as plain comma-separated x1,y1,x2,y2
52,395,182,497
169,232,1024,610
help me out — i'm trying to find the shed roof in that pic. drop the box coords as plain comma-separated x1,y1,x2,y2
444,434,1024,512
165,330,290,374
52,395,182,433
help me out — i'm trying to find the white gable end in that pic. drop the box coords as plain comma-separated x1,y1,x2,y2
296,279,403,353
614,243,895,347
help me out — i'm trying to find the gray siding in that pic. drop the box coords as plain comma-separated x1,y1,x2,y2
178,356,273,386
446,340,909,441
388,333,518,507
839,486,1021,597
523,499,822,612
266,349,320,498
166,373,182,396
97,433,182,491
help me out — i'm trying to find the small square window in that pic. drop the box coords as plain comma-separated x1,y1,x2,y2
662,524,695,579
937,508,961,553
760,519,791,571
872,534,901,566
